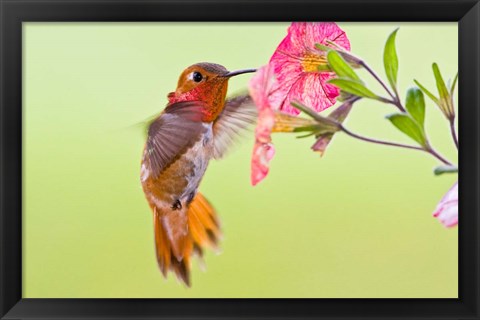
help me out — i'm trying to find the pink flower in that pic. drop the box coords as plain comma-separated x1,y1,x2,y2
248,22,350,185
268,22,351,115
249,65,277,186
433,182,458,228
251,133,275,186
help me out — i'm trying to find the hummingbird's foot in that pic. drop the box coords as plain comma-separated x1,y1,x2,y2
171,199,182,210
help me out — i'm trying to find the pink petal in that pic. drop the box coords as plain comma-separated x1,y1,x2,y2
270,22,351,80
279,22,350,57
303,22,350,51
268,22,349,115
249,68,278,186
248,65,277,111
269,72,339,114
255,109,275,143
251,108,276,186
433,182,458,228
251,142,275,186
269,49,303,86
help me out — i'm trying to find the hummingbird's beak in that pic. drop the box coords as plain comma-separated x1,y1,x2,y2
223,68,257,78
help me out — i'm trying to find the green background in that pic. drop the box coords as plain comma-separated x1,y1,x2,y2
23,22,458,298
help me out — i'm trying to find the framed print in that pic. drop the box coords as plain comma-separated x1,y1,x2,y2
1,0,479,319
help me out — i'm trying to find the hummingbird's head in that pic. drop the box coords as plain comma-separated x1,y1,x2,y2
168,62,256,121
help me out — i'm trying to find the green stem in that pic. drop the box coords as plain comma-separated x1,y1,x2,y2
339,125,423,151
339,125,452,166
449,119,459,149
360,61,405,113
426,146,453,166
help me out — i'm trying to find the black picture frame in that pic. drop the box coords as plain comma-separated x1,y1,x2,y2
1,0,478,319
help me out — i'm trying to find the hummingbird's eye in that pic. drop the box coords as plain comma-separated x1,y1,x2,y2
192,71,203,83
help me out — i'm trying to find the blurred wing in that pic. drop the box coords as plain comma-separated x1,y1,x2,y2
145,101,207,178
213,94,258,159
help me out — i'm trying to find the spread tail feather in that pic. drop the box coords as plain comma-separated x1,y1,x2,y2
152,193,221,286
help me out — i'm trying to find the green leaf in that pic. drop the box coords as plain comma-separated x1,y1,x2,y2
413,79,439,104
325,40,347,51
293,125,323,133
328,78,379,100
432,63,455,119
315,43,332,52
317,64,333,72
316,43,363,68
386,113,427,147
432,63,449,101
291,101,325,120
450,72,458,95
384,28,399,91
405,88,426,127
434,165,458,176
290,101,340,132
296,132,318,139
327,51,360,81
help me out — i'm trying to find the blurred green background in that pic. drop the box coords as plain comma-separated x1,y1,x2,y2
23,22,458,298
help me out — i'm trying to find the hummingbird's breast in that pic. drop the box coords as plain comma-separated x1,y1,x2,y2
141,123,214,211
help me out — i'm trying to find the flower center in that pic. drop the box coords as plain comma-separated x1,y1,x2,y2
301,53,328,73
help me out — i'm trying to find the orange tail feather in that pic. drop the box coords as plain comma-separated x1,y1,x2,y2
152,193,221,286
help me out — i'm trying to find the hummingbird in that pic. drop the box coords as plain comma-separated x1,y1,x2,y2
140,62,257,286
